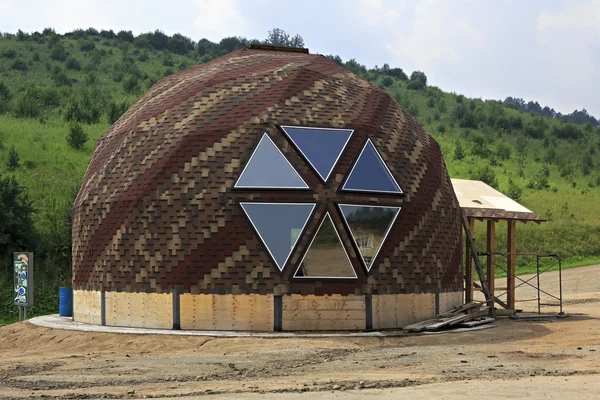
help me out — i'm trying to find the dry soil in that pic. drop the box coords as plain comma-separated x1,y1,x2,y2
1,265,600,399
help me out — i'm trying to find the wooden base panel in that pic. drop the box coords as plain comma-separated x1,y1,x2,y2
282,294,366,331
105,292,172,329
180,294,274,331
73,291,463,331
73,290,101,325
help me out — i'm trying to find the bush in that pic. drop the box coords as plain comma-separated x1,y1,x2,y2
381,76,393,87
65,57,81,71
107,100,129,124
66,122,88,150
6,145,20,170
526,169,550,190
495,141,512,160
0,81,11,114
454,141,465,160
13,86,59,118
10,59,28,71
80,40,96,52
506,177,522,202
122,74,140,94
407,79,425,91
2,48,17,58
50,44,68,61
470,165,498,188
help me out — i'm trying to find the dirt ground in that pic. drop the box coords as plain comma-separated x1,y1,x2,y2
1,265,600,399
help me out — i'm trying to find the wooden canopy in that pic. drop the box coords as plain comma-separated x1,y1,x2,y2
451,179,545,310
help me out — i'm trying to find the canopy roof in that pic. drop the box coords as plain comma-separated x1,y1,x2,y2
451,179,544,222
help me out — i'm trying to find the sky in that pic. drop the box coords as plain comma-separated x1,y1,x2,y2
1,0,599,118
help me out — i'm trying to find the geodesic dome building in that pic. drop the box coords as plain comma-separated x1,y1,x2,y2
72,46,463,331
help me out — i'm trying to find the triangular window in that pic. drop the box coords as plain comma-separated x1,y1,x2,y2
342,139,402,194
281,126,353,182
240,202,315,271
235,133,309,189
339,204,401,271
294,213,357,278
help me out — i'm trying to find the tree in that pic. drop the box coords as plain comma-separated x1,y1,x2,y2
0,80,11,114
506,178,523,202
265,28,304,48
66,123,88,150
0,173,36,259
410,71,427,86
454,141,465,160
6,145,20,170
495,141,512,160
471,165,498,189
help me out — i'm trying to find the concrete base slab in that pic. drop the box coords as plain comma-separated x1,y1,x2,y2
28,314,497,338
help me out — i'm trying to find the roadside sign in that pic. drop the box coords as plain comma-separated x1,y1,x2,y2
14,252,33,307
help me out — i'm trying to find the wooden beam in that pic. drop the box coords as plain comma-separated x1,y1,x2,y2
507,220,517,309
487,220,495,302
465,218,475,303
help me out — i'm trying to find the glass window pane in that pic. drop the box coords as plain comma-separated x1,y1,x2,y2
241,202,315,271
281,126,353,182
235,133,309,189
342,139,402,193
339,205,401,271
294,213,357,278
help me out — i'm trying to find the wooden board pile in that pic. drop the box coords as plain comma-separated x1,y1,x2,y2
403,302,493,333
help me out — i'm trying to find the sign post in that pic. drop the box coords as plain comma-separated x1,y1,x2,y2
13,252,33,321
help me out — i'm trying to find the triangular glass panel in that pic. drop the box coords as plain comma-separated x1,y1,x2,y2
281,126,353,182
294,213,357,279
342,139,402,194
235,133,309,189
241,202,315,271
339,204,401,271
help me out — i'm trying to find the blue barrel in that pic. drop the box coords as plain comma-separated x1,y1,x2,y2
59,287,73,317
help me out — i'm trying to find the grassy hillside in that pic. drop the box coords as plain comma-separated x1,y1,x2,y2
1,28,599,323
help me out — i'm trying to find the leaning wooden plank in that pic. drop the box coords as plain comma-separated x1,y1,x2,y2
457,317,495,327
427,309,489,330
438,302,483,317
403,318,440,332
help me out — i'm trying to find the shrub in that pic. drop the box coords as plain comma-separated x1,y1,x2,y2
426,97,435,108
80,40,96,52
122,74,140,94
381,76,393,87
506,177,522,202
10,59,28,71
6,145,20,170
66,122,87,150
454,141,465,160
0,81,11,114
495,141,512,160
65,57,81,71
438,124,447,134
107,100,129,124
470,165,498,188
14,89,41,118
407,79,425,90
50,44,68,61
2,48,17,58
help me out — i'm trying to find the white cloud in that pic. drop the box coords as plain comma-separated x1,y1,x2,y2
358,0,405,26
384,1,484,73
194,0,250,41
0,0,11,16
536,0,600,115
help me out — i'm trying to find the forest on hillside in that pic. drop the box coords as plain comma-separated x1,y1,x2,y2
1,27,600,323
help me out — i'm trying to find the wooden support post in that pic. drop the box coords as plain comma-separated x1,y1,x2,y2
465,218,475,303
507,220,517,309
486,220,495,303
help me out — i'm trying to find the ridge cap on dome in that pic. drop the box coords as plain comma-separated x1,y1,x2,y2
243,44,309,54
